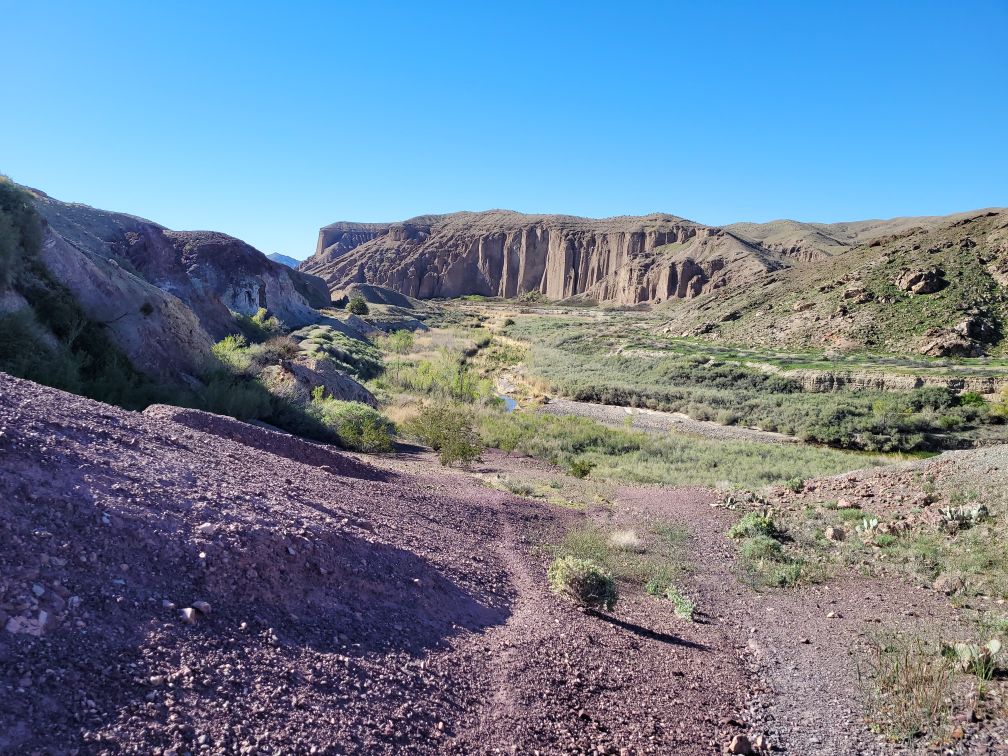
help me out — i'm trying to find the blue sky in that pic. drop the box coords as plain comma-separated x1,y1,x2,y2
3,1,1005,259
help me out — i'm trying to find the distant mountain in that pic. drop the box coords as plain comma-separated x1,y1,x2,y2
267,252,301,269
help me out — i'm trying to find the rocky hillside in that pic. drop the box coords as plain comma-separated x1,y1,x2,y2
33,190,331,340
302,211,786,305
664,208,1008,356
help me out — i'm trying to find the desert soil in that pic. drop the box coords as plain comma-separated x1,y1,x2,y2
0,371,997,754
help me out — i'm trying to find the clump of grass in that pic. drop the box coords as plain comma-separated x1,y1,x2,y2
857,634,954,742
730,512,812,588
547,556,617,611
609,529,641,551
644,579,696,621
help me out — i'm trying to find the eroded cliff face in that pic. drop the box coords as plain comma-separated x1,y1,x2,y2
301,211,784,305
32,191,331,341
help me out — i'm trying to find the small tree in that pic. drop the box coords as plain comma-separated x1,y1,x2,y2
347,293,369,315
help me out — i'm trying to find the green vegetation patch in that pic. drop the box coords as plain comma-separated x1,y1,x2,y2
480,409,886,489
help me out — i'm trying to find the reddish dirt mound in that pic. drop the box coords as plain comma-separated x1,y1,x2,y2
142,404,384,479
0,373,515,753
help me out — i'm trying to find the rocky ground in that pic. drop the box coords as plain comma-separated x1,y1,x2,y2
2,371,1005,754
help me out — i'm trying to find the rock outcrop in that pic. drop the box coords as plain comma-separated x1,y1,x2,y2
31,189,331,340
301,211,785,305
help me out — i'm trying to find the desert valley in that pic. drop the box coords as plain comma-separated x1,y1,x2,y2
3,4,1007,753
3,179,1008,754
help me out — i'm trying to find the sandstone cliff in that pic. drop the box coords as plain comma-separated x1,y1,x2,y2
302,211,785,305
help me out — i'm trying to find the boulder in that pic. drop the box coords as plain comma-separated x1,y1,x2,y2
896,268,946,294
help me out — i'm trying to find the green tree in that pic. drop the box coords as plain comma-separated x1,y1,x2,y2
347,293,369,315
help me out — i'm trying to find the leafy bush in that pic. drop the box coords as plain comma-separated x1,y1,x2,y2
310,389,393,452
347,293,369,315
568,458,595,479
407,401,483,466
547,556,617,611
389,350,495,403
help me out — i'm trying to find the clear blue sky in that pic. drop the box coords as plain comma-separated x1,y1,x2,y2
3,1,1005,260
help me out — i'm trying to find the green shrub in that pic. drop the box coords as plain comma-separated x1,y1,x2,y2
310,389,393,452
568,458,595,479
742,534,784,561
235,307,283,342
785,477,805,493
547,556,617,611
0,178,42,287
347,293,369,315
728,511,776,539
407,401,483,466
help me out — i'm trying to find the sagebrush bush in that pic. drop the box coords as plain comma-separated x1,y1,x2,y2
547,556,617,611
407,401,483,466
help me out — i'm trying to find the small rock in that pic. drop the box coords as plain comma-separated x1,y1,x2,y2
196,522,217,536
727,734,753,755
180,607,198,625
836,498,856,509
825,526,845,542
31,583,45,597
192,601,211,615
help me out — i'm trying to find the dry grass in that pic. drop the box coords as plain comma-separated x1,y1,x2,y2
857,633,954,742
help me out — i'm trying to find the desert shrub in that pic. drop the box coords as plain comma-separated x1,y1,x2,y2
391,350,494,403
212,335,254,373
959,391,986,408
235,307,283,342
742,534,783,561
310,389,393,452
547,556,617,611
246,336,300,369
407,401,483,466
347,293,369,315
728,512,776,539
568,458,595,478
785,477,804,493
